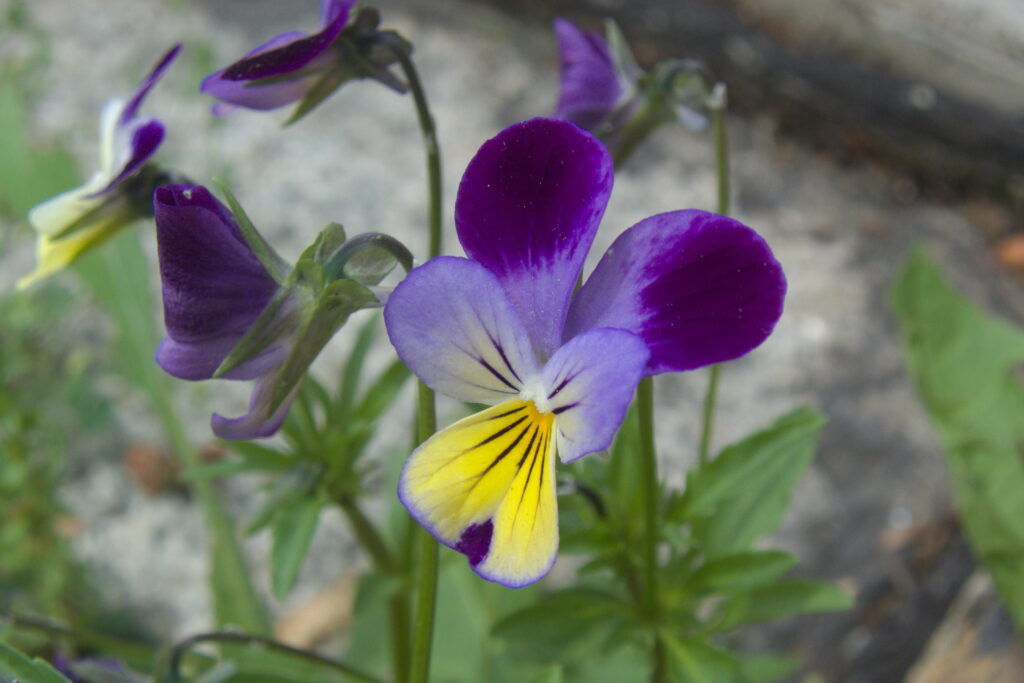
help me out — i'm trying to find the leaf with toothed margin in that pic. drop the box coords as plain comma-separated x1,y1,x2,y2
213,181,289,283
490,588,629,665
266,279,377,414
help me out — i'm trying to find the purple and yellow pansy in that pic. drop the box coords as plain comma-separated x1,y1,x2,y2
384,117,786,587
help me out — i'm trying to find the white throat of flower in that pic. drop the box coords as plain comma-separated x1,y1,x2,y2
518,376,554,415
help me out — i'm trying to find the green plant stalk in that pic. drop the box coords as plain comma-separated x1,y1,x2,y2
409,381,439,683
161,632,384,683
336,496,410,683
389,37,444,683
389,39,442,259
697,85,730,467
636,377,665,681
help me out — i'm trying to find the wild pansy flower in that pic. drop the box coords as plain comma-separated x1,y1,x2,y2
201,0,410,122
384,118,786,587
18,44,181,289
554,18,713,149
154,184,408,439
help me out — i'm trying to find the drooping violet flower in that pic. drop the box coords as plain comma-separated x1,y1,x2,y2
553,18,713,153
154,184,399,439
201,0,354,114
384,118,786,587
553,17,625,131
18,44,181,289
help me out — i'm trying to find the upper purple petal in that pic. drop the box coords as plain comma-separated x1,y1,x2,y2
383,256,540,404
565,210,786,374
455,118,613,359
120,43,181,124
553,18,623,130
155,335,287,382
219,0,353,81
90,119,165,198
201,32,322,111
541,327,648,463
154,185,280,379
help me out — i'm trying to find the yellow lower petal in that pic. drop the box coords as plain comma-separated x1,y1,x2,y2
399,399,559,587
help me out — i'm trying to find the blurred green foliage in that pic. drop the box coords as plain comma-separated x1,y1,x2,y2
892,250,1024,629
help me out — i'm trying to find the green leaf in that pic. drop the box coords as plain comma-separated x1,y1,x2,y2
222,441,294,469
675,407,825,557
891,250,1024,628
491,588,628,665
270,494,326,600
0,82,79,220
351,360,410,426
662,634,740,683
736,652,800,683
75,231,268,635
245,466,319,535
530,666,563,683
336,313,380,419
713,579,852,631
0,640,72,683
683,551,796,596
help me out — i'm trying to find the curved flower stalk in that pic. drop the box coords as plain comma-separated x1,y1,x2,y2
17,44,181,289
384,118,786,587
154,184,410,439
553,18,715,156
202,0,411,123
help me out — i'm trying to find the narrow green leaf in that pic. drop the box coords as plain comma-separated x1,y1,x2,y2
336,313,381,419
210,522,272,635
222,441,294,469
713,579,852,631
891,249,1024,628
683,551,796,596
270,494,326,600
0,640,72,683
351,360,410,425
245,466,319,536
0,81,79,219
181,456,292,482
662,634,739,683
676,407,825,557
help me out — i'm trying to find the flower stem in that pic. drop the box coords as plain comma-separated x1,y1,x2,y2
161,631,383,683
336,495,409,681
387,37,443,259
636,377,665,680
386,35,444,683
697,84,730,467
409,381,439,683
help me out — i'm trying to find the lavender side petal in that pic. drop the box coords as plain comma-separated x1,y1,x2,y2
540,327,648,463
383,256,540,404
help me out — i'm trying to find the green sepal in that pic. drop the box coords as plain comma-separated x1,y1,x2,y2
311,221,347,261
285,62,360,126
214,180,289,283
603,19,641,88
265,279,377,415
213,286,307,379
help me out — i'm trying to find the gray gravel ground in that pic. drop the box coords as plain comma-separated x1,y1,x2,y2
6,0,1022,663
